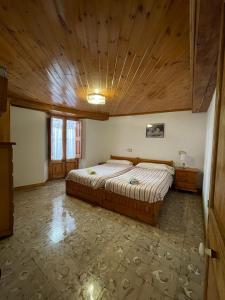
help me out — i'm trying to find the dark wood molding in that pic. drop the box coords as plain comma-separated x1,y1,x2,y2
0,77,8,115
0,142,16,145
9,97,109,121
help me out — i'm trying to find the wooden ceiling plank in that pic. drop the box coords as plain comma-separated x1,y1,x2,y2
111,1,173,113
0,0,190,115
191,0,223,112
112,0,190,115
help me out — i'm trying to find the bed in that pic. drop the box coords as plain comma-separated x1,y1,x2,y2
66,155,137,205
103,158,174,225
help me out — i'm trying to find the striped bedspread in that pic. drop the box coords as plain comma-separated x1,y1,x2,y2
105,167,174,203
66,163,133,189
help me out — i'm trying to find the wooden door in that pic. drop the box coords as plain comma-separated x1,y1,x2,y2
0,143,15,238
48,116,79,179
205,4,225,299
64,118,80,175
48,116,65,179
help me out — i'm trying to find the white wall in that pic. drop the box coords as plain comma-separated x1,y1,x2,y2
10,108,109,183
104,111,207,170
202,91,216,227
11,106,48,187
10,107,208,188
79,119,108,168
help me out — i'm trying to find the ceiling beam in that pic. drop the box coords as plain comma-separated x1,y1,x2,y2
110,108,191,117
191,0,223,112
9,97,109,121
0,67,8,116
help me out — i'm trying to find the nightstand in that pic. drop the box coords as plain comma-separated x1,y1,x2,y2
175,167,200,192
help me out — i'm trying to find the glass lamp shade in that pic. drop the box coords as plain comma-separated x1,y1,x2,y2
180,153,186,161
87,93,106,105
179,151,187,167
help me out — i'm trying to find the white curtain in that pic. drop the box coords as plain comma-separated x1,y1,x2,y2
51,118,63,160
66,120,76,159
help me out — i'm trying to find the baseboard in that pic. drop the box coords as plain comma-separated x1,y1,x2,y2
0,228,13,239
14,180,48,191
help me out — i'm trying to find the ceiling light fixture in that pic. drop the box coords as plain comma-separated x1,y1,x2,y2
87,93,106,105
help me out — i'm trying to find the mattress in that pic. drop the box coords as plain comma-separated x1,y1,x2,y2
105,166,174,203
66,163,133,189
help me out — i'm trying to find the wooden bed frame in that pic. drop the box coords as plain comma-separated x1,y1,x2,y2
102,157,173,225
66,155,137,206
137,157,173,167
102,191,163,225
66,180,105,206
66,155,173,225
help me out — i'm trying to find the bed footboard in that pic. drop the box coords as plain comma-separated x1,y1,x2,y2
66,180,105,206
66,181,162,225
103,191,162,225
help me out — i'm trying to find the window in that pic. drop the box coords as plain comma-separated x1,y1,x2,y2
49,116,81,179
50,117,81,161
66,120,76,159
51,118,63,160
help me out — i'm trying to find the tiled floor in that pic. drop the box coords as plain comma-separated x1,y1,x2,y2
0,180,205,300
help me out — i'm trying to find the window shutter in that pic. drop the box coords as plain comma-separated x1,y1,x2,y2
75,121,82,158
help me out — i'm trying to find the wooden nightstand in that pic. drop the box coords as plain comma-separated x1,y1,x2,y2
175,167,200,192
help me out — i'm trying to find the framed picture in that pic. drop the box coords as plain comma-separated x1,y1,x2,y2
146,123,165,138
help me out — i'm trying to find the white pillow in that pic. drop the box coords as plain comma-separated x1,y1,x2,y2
136,162,174,174
106,159,133,166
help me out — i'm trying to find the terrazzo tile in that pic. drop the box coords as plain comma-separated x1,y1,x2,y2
0,180,205,300
0,257,60,299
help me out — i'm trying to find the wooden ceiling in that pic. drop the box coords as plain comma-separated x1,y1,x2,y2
0,0,191,118
191,0,223,113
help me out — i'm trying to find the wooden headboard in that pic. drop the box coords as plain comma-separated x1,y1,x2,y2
110,155,138,165
110,155,173,167
137,157,174,167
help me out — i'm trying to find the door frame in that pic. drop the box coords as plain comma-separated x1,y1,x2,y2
204,2,225,299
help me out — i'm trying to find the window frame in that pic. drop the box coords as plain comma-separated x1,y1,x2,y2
65,118,78,161
50,116,65,162
48,115,80,163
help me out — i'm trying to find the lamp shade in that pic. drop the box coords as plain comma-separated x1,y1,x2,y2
180,153,186,161
87,93,106,105
179,150,187,167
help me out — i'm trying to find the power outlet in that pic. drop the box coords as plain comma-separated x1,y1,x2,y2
127,148,133,152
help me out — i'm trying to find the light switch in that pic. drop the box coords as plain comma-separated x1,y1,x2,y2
127,148,133,152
